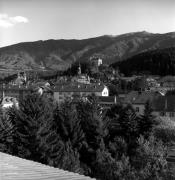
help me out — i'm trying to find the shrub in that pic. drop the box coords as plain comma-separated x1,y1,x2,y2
133,135,168,179
153,117,175,145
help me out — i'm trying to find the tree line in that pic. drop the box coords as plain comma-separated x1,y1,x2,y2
0,93,174,179
112,47,175,76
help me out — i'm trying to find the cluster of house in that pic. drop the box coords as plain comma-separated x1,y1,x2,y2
1,79,175,120
120,91,175,119
0,82,115,108
1,58,175,120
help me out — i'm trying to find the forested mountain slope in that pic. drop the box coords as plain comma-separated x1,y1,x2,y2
0,31,175,70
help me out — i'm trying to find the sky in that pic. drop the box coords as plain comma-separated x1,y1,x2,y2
0,0,175,47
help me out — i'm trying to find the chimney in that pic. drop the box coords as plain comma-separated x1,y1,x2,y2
2,83,5,99
165,98,168,110
114,95,117,104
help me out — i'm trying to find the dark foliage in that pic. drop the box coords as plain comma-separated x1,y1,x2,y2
112,47,175,76
139,101,156,137
0,94,172,179
64,61,92,76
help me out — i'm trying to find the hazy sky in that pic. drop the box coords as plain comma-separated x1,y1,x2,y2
0,0,175,47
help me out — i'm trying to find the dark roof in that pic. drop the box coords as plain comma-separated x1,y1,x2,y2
0,85,32,91
121,91,138,104
97,96,117,104
152,95,175,112
133,91,159,104
0,152,95,180
122,91,160,105
54,83,107,93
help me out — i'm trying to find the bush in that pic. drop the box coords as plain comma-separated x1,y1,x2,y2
153,117,175,145
133,135,168,179
93,141,136,180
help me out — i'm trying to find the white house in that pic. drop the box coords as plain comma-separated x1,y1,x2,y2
1,96,19,109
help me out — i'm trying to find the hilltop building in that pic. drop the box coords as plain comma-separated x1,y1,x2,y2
90,56,103,73
90,56,103,67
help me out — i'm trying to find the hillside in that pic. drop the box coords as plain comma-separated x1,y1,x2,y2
112,47,175,76
1,31,175,70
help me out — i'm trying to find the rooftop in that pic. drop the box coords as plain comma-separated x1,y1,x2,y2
97,96,117,104
0,152,95,180
54,83,107,92
122,91,161,105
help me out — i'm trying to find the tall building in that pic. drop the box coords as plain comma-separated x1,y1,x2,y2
89,56,103,73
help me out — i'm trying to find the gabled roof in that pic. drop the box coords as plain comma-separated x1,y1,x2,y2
122,91,160,105
0,152,95,180
133,91,159,104
54,83,107,93
97,96,117,104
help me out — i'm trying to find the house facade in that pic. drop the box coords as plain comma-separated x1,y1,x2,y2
0,85,32,101
53,83,109,103
121,91,161,115
152,95,175,120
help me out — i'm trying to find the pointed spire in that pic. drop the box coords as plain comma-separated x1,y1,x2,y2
78,62,81,75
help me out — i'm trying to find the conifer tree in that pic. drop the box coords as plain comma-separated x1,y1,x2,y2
37,120,83,173
75,96,109,171
77,97,107,149
54,101,85,150
0,108,15,154
118,105,140,143
7,93,55,161
139,100,156,137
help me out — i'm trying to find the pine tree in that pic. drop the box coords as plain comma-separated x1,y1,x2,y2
37,120,83,173
0,108,15,154
54,101,85,150
118,105,140,142
139,100,156,137
7,93,55,161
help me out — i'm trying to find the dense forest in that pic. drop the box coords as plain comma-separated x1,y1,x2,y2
112,47,175,76
0,93,175,179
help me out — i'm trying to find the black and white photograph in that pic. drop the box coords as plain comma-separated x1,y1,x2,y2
0,0,175,179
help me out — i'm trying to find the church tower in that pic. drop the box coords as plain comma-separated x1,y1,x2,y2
78,62,81,75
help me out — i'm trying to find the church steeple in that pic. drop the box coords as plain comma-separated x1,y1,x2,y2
78,62,81,75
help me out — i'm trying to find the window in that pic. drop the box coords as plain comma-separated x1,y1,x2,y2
170,112,174,117
135,107,139,112
160,112,166,116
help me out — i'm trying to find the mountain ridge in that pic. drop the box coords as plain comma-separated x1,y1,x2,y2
0,31,175,71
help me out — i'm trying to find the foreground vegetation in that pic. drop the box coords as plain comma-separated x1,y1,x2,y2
0,94,174,179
